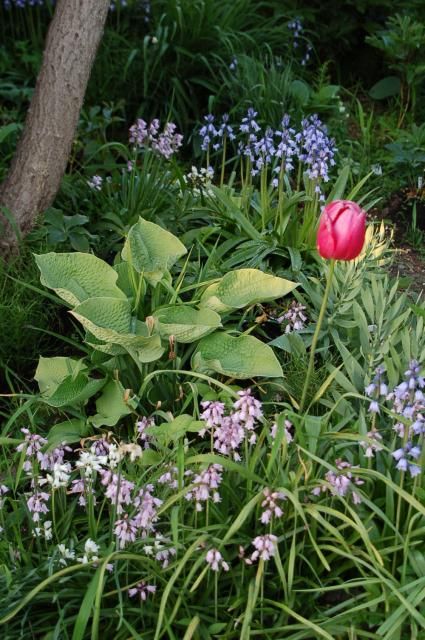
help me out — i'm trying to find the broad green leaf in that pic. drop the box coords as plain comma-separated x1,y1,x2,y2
114,261,141,298
71,301,165,362
192,333,283,378
90,379,139,427
147,414,204,445
290,79,311,105
70,297,132,337
35,356,86,397
369,75,401,100
200,268,298,313
153,306,222,343
47,419,89,449
86,333,164,363
269,332,307,356
35,252,126,306
138,449,162,466
44,374,105,408
121,218,187,284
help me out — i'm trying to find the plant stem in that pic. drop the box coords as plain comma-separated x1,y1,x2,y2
220,136,227,187
299,259,336,413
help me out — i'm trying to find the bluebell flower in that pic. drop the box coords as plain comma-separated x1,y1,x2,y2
274,114,298,175
392,442,422,476
213,114,235,151
252,127,275,174
240,108,261,135
296,114,337,184
199,114,218,152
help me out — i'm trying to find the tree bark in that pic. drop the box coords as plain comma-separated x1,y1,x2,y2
0,0,110,255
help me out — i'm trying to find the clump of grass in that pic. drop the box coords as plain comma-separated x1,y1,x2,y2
0,248,66,386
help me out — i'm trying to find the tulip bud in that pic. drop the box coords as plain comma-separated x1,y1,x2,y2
317,200,366,261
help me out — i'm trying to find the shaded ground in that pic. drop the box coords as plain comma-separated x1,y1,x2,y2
372,192,425,296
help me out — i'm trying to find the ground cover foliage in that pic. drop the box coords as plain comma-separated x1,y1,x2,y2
1,1,425,638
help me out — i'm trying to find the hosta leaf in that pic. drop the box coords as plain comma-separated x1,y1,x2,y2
35,356,86,397
35,252,126,306
70,297,132,337
201,268,298,312
44,374,105,408
47,419,89,449
121,218,187,284
71,300,165,362
86,334,164,362
90,379,139,427
114,261,141,298
192,333,283,378
154,306,222,343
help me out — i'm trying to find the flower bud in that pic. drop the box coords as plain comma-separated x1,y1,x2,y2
317,200,366,261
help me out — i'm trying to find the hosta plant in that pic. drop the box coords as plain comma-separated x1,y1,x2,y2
34,217,298,428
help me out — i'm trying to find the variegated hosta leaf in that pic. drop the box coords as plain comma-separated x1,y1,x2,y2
121,217,187,285
86,334,164,363
34,356,105,407
35,356,86,396
71,297,165,363
153,306,222,343
200,268,298,312
70,297,132,338
35,252,126,306
192,332,283,379
42,375,105,408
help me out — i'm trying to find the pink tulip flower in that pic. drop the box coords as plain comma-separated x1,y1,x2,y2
317,200,366,261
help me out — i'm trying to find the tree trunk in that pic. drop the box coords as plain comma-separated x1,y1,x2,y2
0,0,110,255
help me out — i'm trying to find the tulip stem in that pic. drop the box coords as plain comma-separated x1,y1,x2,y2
299,258,336,413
